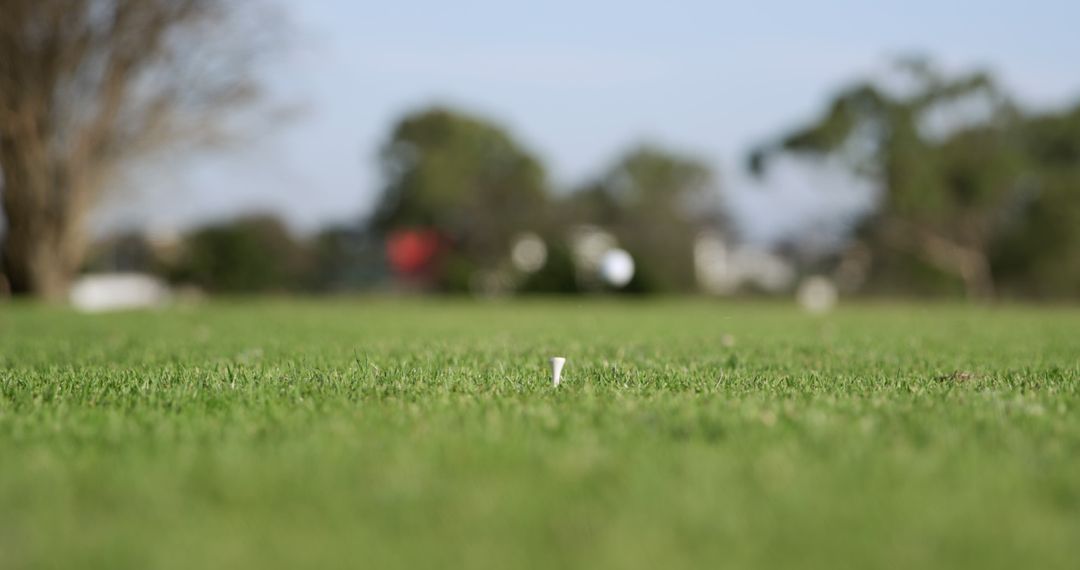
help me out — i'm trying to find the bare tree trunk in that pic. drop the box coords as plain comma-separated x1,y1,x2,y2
1,228,75,301
0,136,85,302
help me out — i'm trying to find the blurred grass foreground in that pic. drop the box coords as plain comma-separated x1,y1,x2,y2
2,300,1078,569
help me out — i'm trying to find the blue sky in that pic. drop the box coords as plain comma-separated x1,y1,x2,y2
98,0,1080,242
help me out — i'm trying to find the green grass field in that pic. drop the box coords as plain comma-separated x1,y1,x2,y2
1,300,1078,569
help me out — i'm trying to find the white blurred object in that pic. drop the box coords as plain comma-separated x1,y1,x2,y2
599,249,635,288
694,232,795,295
797,275,838,314
567,225,622,291
694,232,738,294
744,248,796,293
510,232,548,273
569,225,617,270
70,273,171,313
550,356,566,387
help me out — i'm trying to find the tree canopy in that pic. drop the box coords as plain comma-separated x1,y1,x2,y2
373,106,550,284
568,145,722,292
752,58,1080,298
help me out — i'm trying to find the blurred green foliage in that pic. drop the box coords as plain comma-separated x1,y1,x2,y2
170,216,309,293
566,145,723,293
371,108,725,294
78,62,1080,298
754,57,1080,298
374,106,550,288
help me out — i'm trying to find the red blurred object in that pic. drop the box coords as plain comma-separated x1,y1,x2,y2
386,229,442,276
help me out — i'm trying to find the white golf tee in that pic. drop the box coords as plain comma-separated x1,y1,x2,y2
550,357,566,387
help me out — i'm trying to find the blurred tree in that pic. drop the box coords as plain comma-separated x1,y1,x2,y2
751,58,1044,298
567,145,722,292
373,106,549,290
171,215,308,293
0,0,270,300
990,103,1080,298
